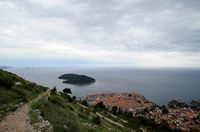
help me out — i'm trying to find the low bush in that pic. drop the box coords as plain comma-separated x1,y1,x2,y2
81,100,88,106
50,87,57,95
92,115,101,125
94,101,105,110
0,75,15,88
63,88,72,94
48,95,65,108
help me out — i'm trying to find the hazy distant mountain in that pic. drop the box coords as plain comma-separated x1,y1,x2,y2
0,66,11,69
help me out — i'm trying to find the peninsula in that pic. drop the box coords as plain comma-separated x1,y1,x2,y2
85,93,155,114
58,73,95,85
84,93,200,131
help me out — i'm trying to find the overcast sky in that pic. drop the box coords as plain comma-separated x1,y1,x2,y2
0,0,200,67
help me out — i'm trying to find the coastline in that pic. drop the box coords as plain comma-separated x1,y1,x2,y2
6,67,200,105
83,92,200,131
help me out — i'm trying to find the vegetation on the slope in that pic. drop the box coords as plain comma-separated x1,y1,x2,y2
0,69,47,120
29,87,182,132
96,105,182,132
0,69,184,132
30,89,132,132
63,88,72,94
0,71,15,88
58,74,95,85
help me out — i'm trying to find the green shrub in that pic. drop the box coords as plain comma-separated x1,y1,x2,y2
161,105,169,114
63,88,72,94
94,101,105,110
48,96,65,108
92,115,101,125
81,100,88,106
0,75,15,88
9,105,18,112
111,106,118,115
31,99,45,109
72,96,76,100
50,87,57,95
29,110,38,124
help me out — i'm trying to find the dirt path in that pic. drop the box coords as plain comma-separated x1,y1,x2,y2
0,90,50,132
31,89,50,104
0,104,34,132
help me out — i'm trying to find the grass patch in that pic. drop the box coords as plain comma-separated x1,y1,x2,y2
29,110,38,124
30,91,131,132
0,70,47,120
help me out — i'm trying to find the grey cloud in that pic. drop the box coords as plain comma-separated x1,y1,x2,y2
1,0,200,53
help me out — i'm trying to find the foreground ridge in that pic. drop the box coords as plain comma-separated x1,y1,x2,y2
0,90,50,132
0,104,34,132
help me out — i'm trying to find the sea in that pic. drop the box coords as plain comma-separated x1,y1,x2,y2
6,67,200,105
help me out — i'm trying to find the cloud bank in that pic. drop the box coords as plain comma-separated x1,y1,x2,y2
0,0,200,67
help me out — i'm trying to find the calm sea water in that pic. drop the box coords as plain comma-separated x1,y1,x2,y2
7,67,200,105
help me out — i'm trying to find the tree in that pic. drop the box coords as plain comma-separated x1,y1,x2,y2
94,101,105,109
159,120,170,129
51,86,57,95
168,99,187,108
81,100,88,106
92,115,101,125
72,96,76,101
63,88,72,94
118,108,123,115
0,75,14,89
161,105,169,114
123,110,133,117
111,106,118,115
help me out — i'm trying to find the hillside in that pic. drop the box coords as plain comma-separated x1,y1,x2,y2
0,70,132,131
0,69,47,120
0,70,183,132
29,90,133,131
